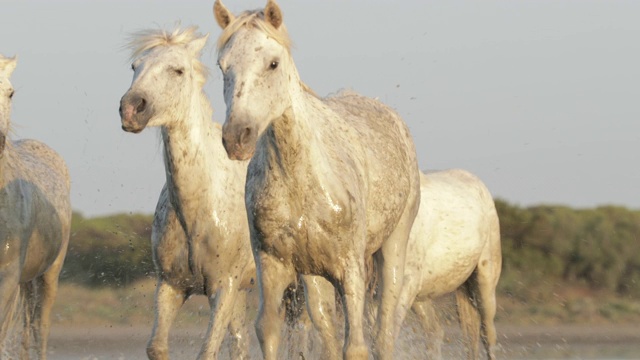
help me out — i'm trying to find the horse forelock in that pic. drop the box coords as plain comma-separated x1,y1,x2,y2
127,26,209,86
216,10,292,54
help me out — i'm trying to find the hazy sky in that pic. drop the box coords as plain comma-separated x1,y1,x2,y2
2,0,639,217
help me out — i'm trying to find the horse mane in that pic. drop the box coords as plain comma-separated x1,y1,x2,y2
216,9,292,54
127,26,209,87
0,54,16,69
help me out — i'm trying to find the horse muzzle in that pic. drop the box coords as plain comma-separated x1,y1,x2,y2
119,93,151,133
221,121,257,161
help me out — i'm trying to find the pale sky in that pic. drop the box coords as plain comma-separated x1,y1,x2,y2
2,0,639,217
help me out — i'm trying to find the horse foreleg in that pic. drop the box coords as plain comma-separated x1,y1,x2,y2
302,275,340,360
147,279,186,360
412,300,444,360
255,254,295,360
197,281,244,360
339,258,368,360
227,290,250,360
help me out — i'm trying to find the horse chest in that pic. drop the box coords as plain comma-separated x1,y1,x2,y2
250,180,357,274
154,202,252,293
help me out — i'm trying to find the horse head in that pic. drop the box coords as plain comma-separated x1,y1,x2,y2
214,0,301,161
0,55,17,155
119,27,209,133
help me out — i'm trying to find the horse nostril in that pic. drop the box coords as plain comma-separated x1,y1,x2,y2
136,98,147,114
239,127,251,145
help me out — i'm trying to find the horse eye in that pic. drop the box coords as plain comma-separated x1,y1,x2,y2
131,64,135,71
173,68,185,76
269,61,279,70
9,90,14,99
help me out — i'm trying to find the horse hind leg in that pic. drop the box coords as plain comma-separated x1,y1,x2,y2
456,281,481,360
475,256,500,360
147,279,187,360
30,252,67,360
20,281,36,359
374,198,417,360
0,261,21,350
411,300,444,360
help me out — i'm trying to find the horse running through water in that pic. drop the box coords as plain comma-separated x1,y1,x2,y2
213,2,421,359
118,26,334,360
119,27,253,360
0,55,71,360
368,169,501,359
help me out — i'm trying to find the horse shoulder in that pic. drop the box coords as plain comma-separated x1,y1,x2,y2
151,184,190,281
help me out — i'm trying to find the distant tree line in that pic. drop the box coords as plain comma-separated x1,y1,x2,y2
497,201,640,299
62,201,640,298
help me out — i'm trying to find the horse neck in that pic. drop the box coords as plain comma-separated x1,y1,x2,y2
0,142,16,186
161,92,220,222
263,89,333,183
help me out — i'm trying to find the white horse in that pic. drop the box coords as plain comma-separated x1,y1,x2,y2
0,55,71,360
118,26,335,360
213,2,421,359
119,27,253,360
368,169,501,359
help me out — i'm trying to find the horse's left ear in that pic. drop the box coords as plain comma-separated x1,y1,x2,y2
187,34,209,55
265,0,283,29
0,56,17,78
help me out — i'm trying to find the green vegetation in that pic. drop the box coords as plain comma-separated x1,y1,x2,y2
60,200,640,324
497,200,640,298
62,212,154,287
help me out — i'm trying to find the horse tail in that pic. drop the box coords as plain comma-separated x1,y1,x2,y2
455,281,481,359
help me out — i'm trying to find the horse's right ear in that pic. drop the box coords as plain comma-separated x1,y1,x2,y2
214,0,234,29
0,56,17,78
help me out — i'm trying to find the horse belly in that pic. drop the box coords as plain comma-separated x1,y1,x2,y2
411,233,483,300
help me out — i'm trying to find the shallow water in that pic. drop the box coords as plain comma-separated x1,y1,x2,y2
36,321,640,360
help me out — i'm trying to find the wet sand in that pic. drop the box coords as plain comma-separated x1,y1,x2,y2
44,323,640,360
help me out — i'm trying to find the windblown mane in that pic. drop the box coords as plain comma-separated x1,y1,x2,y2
216,9,292,53
127,26,209,87
0,54,16,68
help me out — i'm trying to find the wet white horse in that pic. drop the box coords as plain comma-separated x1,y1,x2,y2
119,27,253,360
118,26,334,360
213,2,421,359
0,55,71,360
369,169,501,359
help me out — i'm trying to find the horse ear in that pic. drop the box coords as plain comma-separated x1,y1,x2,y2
264,0,283,29
0,56,17,78
214,0,235,29
187,34,209,55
